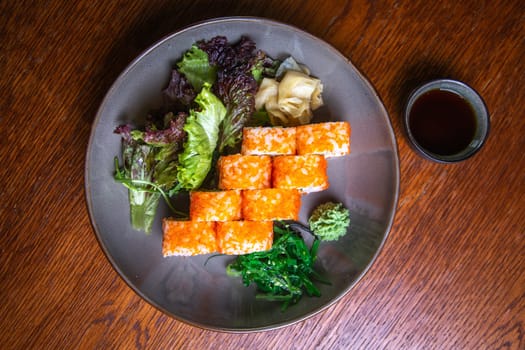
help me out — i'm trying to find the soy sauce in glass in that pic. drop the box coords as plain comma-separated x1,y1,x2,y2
408,89,477,156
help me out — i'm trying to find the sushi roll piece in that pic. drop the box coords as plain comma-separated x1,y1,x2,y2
190,190,242,222
162,219,217,257
296,121,351,157
216,221,274,255
272,154,329,192
242,188,301,221
241,126,296,155
218,154,272,190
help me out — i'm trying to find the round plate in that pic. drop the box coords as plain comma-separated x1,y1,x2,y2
85,17,399,332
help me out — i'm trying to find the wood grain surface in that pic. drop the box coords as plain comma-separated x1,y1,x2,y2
1,1,524,349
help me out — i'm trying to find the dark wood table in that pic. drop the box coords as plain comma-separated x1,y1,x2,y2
2,1,524,348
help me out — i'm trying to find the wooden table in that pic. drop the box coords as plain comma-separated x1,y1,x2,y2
2,1,524,348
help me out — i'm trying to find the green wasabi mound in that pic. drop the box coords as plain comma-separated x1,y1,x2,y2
308,202,350,241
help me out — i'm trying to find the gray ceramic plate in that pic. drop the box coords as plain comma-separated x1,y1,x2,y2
85,17,399,332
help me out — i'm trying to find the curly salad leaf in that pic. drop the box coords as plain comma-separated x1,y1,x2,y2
176,83,227,190
114,36,279,232
177,44,217,92
162,69,196,111
114,112,187,233
198,36,278,153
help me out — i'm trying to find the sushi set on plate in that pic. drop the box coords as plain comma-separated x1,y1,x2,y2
163,122,351,257
85,17,399,332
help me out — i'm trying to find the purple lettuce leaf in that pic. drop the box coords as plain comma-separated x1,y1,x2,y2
197,36,269,153
162,69,196,110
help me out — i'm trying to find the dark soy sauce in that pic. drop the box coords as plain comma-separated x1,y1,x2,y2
408,89,477,155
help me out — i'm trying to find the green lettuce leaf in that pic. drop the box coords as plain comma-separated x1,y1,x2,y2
114,112,186,233
177,83,226,190
177,45,217,92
